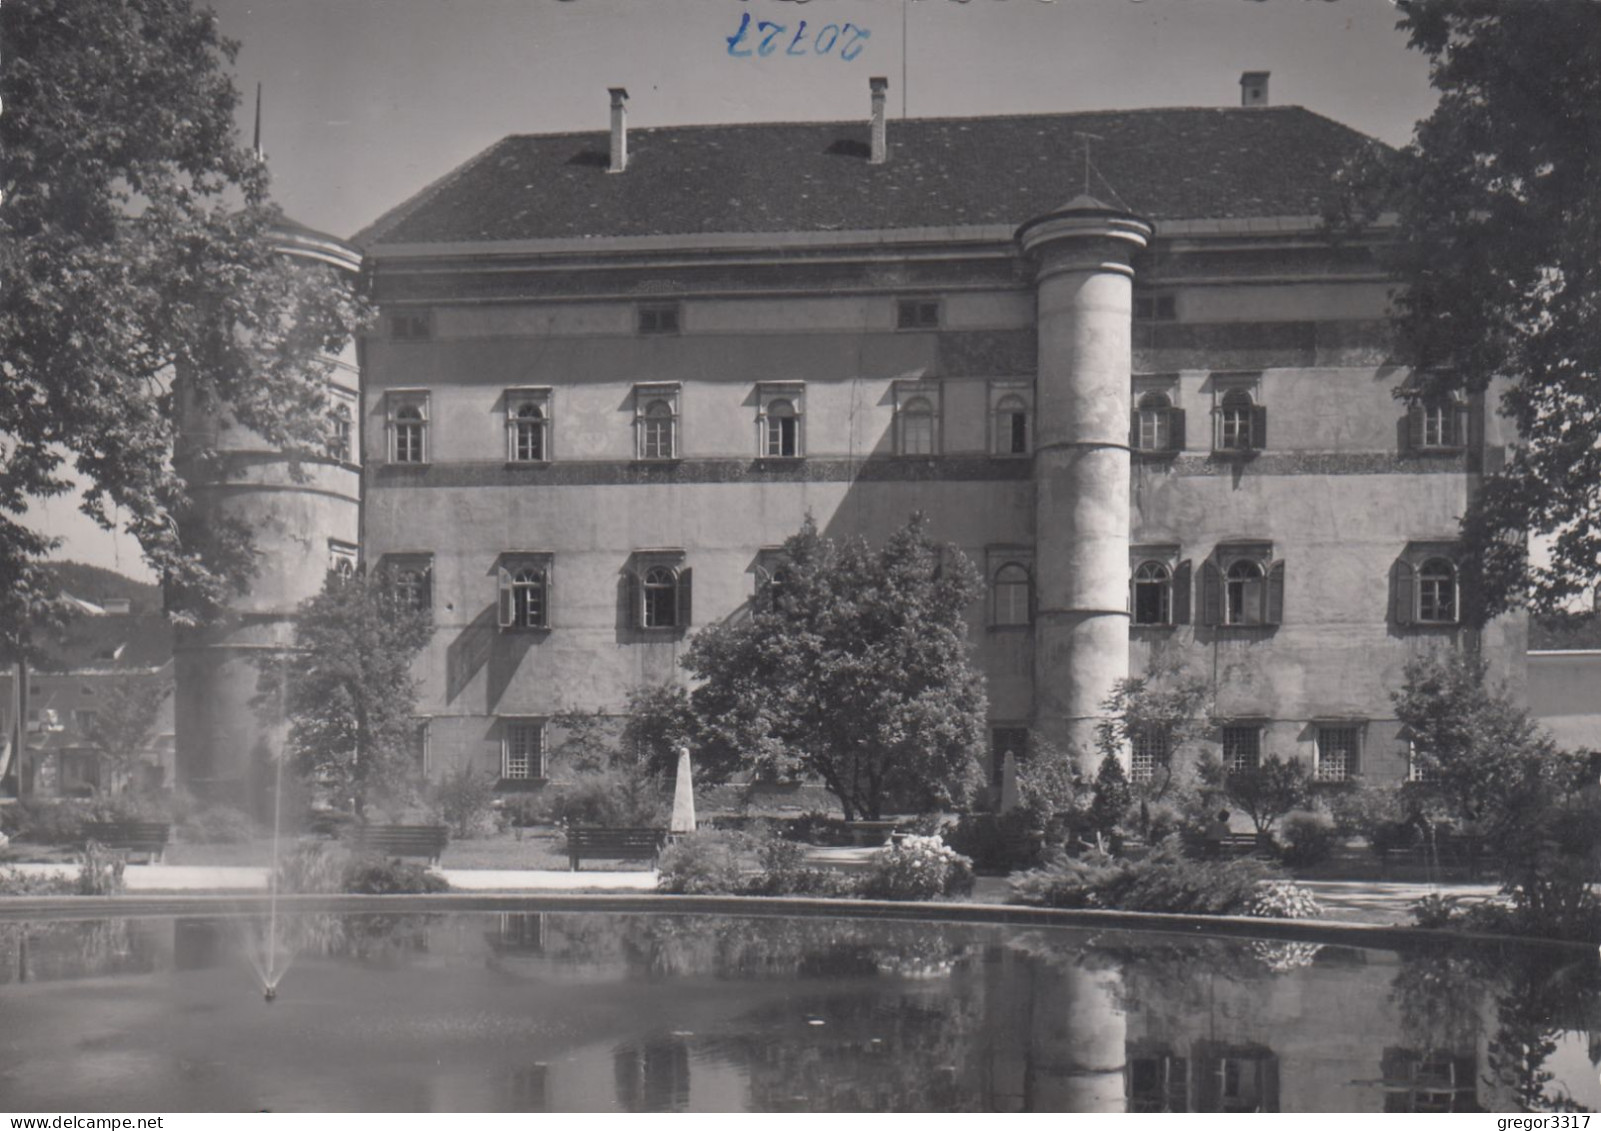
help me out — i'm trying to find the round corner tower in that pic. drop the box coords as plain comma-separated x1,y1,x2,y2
172,223,362,815
1017,196,1152,770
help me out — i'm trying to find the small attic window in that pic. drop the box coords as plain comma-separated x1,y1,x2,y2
638,303,681,335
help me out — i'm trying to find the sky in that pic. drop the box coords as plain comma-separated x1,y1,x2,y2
36,0,1438,580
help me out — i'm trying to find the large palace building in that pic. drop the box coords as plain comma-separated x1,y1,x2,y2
348,75,1526,794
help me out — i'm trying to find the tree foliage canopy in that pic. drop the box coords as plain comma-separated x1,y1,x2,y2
1,0,368,650
278,574,432,816
1391,650,1563,826
681,514,988,820
1333,0,1601,616
82,673,167,792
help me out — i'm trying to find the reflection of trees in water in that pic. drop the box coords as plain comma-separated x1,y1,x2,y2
1391,946,1601,1113
534,914,975,981
0,920,160,984
706,991,991,1113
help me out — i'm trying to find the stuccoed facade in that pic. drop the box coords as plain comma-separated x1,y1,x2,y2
351,84,1524,794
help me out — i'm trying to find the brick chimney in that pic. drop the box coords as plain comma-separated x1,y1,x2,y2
1240,71,1270,107
608,87,628,173
869,77,888,165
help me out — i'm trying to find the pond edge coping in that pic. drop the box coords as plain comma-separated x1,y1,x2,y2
0,892,1590,954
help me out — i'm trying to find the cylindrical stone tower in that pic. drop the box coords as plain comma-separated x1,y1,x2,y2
172,223,362,816
1017,196,1151,769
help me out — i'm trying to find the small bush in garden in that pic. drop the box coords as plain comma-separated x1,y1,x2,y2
340,854,450,894
75,842,126,895
859,835,974,901
0,866,74,895
944,811,1045,873
1009,840,1281,916
9,799,93,845
656,833,745,894
1246,880,1322,920
181,804,258,845
740,828,858,897
1007,852,1125,909
550,768,668,828
1410,892,1464,929
1276,811,1340,869
275,841,350,894
430,766,500,839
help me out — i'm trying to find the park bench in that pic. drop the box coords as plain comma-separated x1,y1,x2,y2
346,823,449,866
83,821,170,864
844,820,901,848
1213,832,1275,860
565,827,667,872
1379,836,1496,881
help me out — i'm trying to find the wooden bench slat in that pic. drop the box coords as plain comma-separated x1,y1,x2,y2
566,827,667,871
345,824,450,865
84,822,170,864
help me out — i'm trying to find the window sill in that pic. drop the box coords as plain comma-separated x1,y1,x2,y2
1407,445,1467,456
1131,622,1178,632
757,455,805,465
1133,447,1183,460
1209,447,1261,461
495,777,550,792
505,459,551,469
633,457,681,465
497,625,551,635
990,451,1031,460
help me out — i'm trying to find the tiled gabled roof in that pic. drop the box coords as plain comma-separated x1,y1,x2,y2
354,105,1382,248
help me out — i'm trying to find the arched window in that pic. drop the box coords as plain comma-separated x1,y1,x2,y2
900,396,935,456
391,402,426,463
329,555,356,586
1132,561,1172,626
511,567,545,628
1136,392,1172,453
1225,559,1264,626
993,563,1031,626
1418,558,1457,623
764,398,798,458
327,402,353,463
642,565,679,628
1217,389,1254,452
639,399,676,460
995,395,1029,456
510,402,546,463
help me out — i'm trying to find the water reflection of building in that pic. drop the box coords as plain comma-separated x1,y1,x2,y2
614,1040,691,1112
1380,1048,1480,1113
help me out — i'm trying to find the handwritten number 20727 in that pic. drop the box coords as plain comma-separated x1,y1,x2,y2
726,14,872,61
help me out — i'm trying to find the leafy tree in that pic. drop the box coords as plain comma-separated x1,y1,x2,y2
682,514,988,821
1330,0,1601,616
1200,753,1310,837
621,684,708,779
1096,652,1213,801
277,574,432,817
1,0,368,644
82,673,167,794
1391,651,1558,826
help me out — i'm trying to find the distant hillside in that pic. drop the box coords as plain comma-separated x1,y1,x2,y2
42,561,161,614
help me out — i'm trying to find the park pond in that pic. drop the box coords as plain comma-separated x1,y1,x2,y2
1,909,1598,1112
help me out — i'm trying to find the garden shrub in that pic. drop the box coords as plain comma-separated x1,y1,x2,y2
858,835,974,901
740,827,859,897
181,804,258,844
1245,880,1322,920
340,854,450,894
1009,841,1281,916
944,810,1045,872
75,841,126,895
0,865,74,895
656,833,745,894
1276,811,1340,869
8,799,92,845
430,766,500,839
1410,892,1464,929
548,768,668,828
